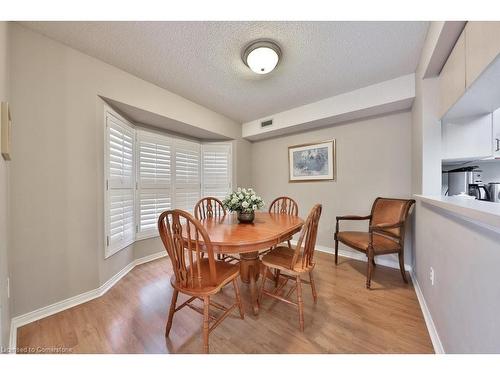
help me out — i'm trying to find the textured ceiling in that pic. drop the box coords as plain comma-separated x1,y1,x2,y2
20,21,429,123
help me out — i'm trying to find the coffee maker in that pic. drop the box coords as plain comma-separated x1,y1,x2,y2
487,182,500,202
444,166,490,201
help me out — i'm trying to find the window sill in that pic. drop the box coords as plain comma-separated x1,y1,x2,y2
136,233,160,242
415,194,500,233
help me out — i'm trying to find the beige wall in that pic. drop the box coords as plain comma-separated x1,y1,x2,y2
0,21,10,348
250,111,413,266
8,23,241,317
414,200,500,352
234,138,252,188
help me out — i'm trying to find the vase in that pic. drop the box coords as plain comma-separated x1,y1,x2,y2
237,211,255,224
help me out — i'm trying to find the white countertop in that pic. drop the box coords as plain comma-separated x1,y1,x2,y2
414,195,500,232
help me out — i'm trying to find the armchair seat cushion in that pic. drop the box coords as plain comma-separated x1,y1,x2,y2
336,231,400,253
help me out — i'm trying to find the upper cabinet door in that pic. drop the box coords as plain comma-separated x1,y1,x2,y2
439,31,466,119
465,21,500,88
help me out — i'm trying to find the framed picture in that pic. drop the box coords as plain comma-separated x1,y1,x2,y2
288,139,336,182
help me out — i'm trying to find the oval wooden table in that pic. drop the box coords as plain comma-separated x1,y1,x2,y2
183,212,304,315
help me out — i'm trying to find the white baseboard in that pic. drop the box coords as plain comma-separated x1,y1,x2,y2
410,271,445,354
290,240,412,272
8,251,166,352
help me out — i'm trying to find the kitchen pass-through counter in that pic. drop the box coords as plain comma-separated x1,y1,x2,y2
415,195,500,234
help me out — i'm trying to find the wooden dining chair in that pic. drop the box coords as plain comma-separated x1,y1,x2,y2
334,197,415,289
194,197,226,221
158,209,244,354
258,204,322,332
267,196,300,283
194,197,235,262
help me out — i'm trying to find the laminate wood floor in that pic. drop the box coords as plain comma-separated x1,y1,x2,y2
17,252,434,353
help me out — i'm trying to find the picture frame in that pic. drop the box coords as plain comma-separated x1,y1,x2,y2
288,139,336,182
1,101,12,161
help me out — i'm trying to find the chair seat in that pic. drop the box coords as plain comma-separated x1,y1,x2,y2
261,246,313,273
170,258,239,296
336,231,400,253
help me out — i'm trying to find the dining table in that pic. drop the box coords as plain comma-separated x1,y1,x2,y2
184,211,304,315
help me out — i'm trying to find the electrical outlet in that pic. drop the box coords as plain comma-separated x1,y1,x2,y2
430,267,435,286
6,277,10,299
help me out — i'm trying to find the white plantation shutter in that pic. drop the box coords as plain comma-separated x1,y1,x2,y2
137,131,173,237
105,111,135,257
108,189,135,247
202,143,232,200
138,132,172,188
107,113,134,189
138,191,172,233
174,139,201,212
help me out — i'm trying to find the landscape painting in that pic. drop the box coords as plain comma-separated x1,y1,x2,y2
288,140,335,181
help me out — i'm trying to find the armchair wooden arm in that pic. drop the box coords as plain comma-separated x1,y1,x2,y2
335,215,372,221
367,221,405,253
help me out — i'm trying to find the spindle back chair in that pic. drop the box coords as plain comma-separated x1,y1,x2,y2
259,204,322,331
158,209,244,353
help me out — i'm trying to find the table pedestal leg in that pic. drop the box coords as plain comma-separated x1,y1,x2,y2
239,251,261,315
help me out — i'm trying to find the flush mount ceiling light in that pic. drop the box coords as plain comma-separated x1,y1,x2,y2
242,40,282,75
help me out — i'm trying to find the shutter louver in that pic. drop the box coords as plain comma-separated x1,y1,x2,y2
202,144,232,200
174,140,201,212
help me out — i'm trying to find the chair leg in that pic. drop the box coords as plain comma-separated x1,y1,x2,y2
203,296,210,354
372,258,376,267
274,269,281,287
258,265,268,304
334,238,339,265
287,239,292,248
296,275,305,332
233,278,244,319
309,270,317,303
366,249,374,289
165,289,179,337
399,251,408,283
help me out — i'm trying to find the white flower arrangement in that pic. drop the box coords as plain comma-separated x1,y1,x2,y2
222,187,265,213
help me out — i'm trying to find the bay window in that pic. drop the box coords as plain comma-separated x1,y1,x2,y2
104,107,232,258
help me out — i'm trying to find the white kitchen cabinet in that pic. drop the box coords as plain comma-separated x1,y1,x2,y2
494,109,500,158
442,113,493,162
465,21,500,89
439,31,466,119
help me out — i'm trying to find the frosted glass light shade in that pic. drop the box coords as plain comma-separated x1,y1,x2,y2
242,40,281,75
247,47,279,74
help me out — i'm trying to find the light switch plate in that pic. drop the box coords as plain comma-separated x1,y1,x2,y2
1,101,12,161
